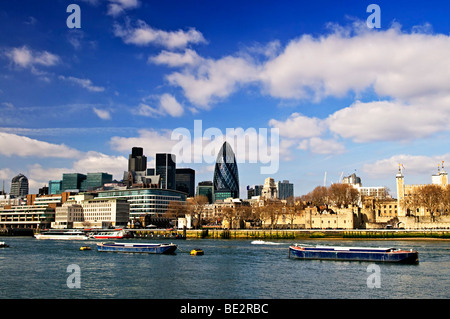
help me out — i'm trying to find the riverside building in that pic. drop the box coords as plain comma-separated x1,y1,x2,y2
10,173,29,197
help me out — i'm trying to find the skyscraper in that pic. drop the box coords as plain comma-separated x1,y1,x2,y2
196,181,214,203
176,168,195,197
213,142,240,201
156,153,176,190
277,180,294,200
61,173,86,191
10,173,29,197
128,147,147,172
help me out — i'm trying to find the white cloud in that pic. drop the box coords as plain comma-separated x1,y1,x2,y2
109,129,178,156
72,151,128,178
132,94,184,117
159,94,184,117
149,49,203,67
362,154,450,178
107,0,140,16
297,137,346,155
326,100,449,143
0,132,81,158
269,112,325,139
153,23,450,143
93,107,111,120
5,46,60,68
114,19,206,49
59,75,105,92
166,55,260,108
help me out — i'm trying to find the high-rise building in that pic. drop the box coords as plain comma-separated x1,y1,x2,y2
156,153,176,190
213,142,239,201
261,177,277,200
196,181,214,203
277,180,294,200
10,173,29,197
84,172,113,191
176,168,195,197
49,180,62,194
128,147,147,172
247,184,263,199
61,173,86,192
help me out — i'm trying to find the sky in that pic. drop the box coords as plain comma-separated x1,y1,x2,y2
1,0,450,197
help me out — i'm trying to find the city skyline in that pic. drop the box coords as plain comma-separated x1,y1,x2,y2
2,1,450,197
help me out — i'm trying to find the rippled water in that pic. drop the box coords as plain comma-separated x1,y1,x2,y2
0,237,448,299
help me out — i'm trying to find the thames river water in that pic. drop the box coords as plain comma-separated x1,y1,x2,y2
0,237,449,299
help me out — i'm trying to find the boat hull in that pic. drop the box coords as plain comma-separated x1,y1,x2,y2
34,232,89,240
289,245,418,264
97,242,177,254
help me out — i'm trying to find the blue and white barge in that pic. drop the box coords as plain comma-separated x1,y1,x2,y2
97,242,177,254
289,244,418,264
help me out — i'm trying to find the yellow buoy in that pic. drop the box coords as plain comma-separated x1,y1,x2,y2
190,249,204,255
80,246,91,251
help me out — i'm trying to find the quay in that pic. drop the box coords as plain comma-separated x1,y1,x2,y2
128,228,450,240
1,227,449,240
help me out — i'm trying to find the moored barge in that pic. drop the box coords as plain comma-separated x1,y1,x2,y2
289,244,419,264
97,242,177,254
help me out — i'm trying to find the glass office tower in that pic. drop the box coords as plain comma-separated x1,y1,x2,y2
156,153,176,190
213,142,239,200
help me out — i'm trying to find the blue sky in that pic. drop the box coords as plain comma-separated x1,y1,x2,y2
2,0,450,197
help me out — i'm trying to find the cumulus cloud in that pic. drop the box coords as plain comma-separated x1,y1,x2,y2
269,112,326,139
5,46,60,69
107,0,140,16
166,55,260,108
114,19,206,49
109,129,177,155
93,107,112,120
362,154,450,178
59,75,105,92
149,49,203,67
297,137,346,155
0,132,81,158
72,151,128,177
150,22,450,147
132,94,184,117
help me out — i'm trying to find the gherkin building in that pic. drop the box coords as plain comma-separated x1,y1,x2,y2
213,142,240,200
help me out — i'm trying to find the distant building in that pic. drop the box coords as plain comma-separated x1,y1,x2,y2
197,181,214,203
61,173,86,192
10,173,29,197
247,184,263,199
396,162,448,217
342,173,362,187
128,147,147,172
213,142,240,201
277,180,294,200
61,172,112,192
261,177,277,200
49,180,62,194
84,172,112,191
96,188,186,219
156,153,176,190
176,168,195,197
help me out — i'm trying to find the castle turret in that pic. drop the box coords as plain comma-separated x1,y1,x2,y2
440,161,448,186
396,164,406,217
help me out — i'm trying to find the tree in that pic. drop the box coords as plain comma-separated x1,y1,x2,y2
418,184,443,219
219,206,235,229
304,186,329,206
186,195,209,228
260,200,283,229
328,183,359,208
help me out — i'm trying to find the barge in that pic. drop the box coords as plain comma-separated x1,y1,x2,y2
97,242,177,254
289,244,419,264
